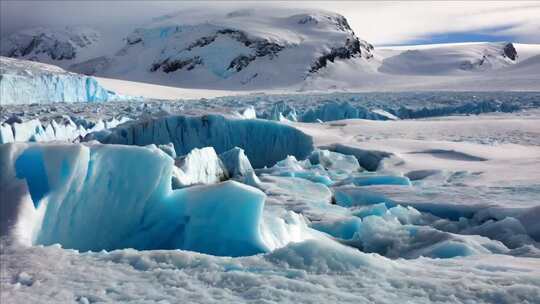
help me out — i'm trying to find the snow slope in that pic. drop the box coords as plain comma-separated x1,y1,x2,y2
0,26,102,64
3,8,540,92
305,42,540,91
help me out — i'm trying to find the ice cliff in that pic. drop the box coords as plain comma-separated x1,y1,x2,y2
85,114,314,168
0,56,119,104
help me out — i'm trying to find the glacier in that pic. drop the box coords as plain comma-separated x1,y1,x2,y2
0,57,121,104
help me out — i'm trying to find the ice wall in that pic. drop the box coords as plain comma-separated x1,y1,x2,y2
0,56,116,104
86,114,314,168
0,143,269,256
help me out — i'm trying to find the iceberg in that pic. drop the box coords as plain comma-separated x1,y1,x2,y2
0,142,273,256
85,114,314,168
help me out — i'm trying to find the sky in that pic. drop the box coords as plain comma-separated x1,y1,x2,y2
1,1,539,46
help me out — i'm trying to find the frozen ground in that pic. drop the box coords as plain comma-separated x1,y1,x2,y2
1,93,540,303
2,6,540,302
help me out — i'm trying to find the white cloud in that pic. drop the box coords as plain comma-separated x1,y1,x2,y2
1,1,539,45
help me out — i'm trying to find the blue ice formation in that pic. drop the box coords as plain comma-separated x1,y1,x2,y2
260,155,334,186
301,101,390,122
219,147,254,178
342,175,412,187
221,92,534,122
262,101,389,123
320,144,392,171
86,114,314,168
0,57,118,104
309,149,361,174
157,143,177,158
309,203,508,259
0,116,130,144
333,187,395,207
171,147,228,188
0,143,269,256
311,217,363,240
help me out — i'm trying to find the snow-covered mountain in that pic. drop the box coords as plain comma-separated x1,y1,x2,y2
376,42,518,75
1,8,540,91
76,9,374,89
0,26,101,63
1,9,374,89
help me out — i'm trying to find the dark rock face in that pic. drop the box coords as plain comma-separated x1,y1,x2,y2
228,55,256,72
310,38,373,73
149,28,285,74
2,29,98,61
296,14,353,33
503,43,517,61
151,56,203,73
7,35,77,60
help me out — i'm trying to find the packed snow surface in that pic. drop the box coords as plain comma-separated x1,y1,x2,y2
2,101,540,303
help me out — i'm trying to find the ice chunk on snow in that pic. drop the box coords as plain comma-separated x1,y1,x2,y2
310,204,509,259
320,144,393,171
260,211,314,250
309,149,361,173
261,155,334,185
235,106,257,119
0,142,276,256
0,123,15,143
371,109,399,120
157,143,177,159
338,175,412,187
219,147,253,177
172,147,227,188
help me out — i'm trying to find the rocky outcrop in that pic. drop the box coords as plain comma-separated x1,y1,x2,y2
0,27,99,61
503,43,517,61
150,28,285,74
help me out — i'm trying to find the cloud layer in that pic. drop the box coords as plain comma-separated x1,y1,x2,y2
1,1,539,45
